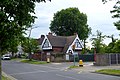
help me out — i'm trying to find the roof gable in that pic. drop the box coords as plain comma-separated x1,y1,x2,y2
66,35,83,53
41,35,52,50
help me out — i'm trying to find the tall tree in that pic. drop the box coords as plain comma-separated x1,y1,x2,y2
21,38,39,60
91,30,106,53
0,0,50,79
50,7,91,40
111,1,120,30
102,0,120,30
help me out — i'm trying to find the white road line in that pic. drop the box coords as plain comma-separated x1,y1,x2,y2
33,64,61,70
56,74,80,80
10,70,47,76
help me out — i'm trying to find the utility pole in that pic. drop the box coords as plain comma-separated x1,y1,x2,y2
28,26,38,61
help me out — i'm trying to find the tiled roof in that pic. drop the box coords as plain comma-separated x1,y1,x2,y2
47,35,66,47
37,38,44,45
63,36,76,53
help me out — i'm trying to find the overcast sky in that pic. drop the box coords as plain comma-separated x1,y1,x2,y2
28,0,120,46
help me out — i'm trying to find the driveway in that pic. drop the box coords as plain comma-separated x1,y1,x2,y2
2,60,120,80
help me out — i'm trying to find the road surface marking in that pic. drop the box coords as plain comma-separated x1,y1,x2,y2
10,70,46,76
56,74,80,80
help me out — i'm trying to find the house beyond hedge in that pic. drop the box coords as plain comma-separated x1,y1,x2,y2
36,33,84,62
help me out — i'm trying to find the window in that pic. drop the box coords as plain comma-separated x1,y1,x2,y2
42,39,50,48
75,39,82,48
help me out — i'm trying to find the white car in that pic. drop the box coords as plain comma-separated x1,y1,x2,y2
2,55,11,60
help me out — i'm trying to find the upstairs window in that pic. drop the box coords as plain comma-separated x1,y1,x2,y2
75,39,82,48
42,39,50,48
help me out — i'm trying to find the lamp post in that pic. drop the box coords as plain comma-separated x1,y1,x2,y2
28,26,38,61
72,44,75,66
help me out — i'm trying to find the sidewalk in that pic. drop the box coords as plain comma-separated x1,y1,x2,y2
73,62,120,72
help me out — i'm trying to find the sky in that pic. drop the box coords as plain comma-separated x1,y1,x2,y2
27,0,120,47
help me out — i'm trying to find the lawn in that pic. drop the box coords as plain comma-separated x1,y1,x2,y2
20,59,48,64
95,69,120,76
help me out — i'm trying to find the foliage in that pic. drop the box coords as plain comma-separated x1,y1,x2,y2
0,0,50,51
50,7,91,40
104,40,120,53
21,38,39,53
102,0,120,30
0,0,50,79
110,1,120,30
112,40,120,53
91,30,106,53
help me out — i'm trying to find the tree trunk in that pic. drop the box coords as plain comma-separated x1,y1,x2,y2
29,52,32,61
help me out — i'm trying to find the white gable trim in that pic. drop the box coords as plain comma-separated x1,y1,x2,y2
41,35,52,50
66,35,83,54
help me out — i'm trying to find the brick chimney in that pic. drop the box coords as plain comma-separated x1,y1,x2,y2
41,35,45,38
48,32,52,35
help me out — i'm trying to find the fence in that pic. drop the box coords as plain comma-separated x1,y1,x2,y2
95,53,120,66
69,54,94,62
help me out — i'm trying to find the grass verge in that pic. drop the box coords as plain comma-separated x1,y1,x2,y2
20,59,48,64
68,65,80,69
95,69,120,76
2,75,11,80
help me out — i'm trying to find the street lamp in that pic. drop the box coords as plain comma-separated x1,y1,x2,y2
72,44,76,66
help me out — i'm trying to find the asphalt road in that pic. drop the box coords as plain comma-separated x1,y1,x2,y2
2,60,120,80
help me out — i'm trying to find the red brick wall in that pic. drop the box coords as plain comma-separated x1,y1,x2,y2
52,47,63,52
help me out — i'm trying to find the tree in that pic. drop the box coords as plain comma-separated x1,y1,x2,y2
105,40,120,53
21,38,39,59
50,7,91,40
102,0,120,30
112,40,120,53
110,1,120,30
91,30,106,53
0,0,50,79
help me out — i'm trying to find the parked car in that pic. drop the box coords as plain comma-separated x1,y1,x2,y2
2,55,11,60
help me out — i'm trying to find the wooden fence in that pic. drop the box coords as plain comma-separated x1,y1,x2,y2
95,53,120,66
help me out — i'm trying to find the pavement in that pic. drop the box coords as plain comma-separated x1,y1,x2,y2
2,61,120,80
72,62,120,72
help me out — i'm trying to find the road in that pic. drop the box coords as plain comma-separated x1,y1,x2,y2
2,60,120,80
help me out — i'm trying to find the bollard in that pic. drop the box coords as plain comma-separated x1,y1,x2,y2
79,60,83,67
47,58,50,63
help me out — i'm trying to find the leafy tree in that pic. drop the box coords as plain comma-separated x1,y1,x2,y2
110,1,120,30
21,38,39,56
50,7,91,40
91,30,106,53
0,0,50,79
105,42,115,53
102,0,120,30
106,40,120,53
112,40,120,53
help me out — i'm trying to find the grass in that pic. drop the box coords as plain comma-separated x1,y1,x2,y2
2,76,6,80
20,59,48,64
68,65,80,69
2,75,11,80
95,69,120,76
